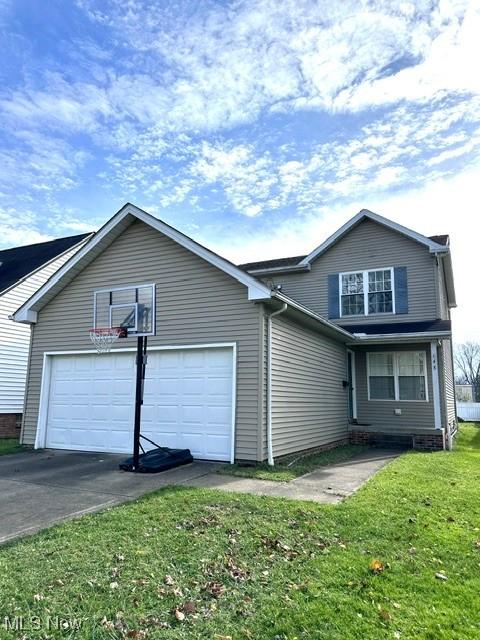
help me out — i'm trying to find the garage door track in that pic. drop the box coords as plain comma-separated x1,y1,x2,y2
0,449,217,545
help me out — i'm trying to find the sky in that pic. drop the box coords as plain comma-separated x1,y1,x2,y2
0,0,479,343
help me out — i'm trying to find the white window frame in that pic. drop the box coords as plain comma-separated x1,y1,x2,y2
339,267,395,317
367,351,429,402
93,283,156,337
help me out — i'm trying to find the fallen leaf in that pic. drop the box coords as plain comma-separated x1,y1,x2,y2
369,559,385,574
435,572,448,581
164,575,174,586
33,593,45,601
379,609,391,621
182,601,196,614
174,609,185,622
110,582,119,589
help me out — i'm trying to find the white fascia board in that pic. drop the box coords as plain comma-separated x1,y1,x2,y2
348,330,451,345
299,209,448,266
13,203,272,323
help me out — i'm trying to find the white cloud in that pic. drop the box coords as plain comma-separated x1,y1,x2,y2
206,161,479,344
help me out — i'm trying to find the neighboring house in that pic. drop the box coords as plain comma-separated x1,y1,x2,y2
455,384,475,402
12,204,457,462
0,233,92,437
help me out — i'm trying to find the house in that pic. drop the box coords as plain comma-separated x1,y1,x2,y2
0,233,92,438
12,204,457,462
455,383,475,403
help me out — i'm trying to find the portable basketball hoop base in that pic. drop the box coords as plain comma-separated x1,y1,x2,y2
90,327,193,473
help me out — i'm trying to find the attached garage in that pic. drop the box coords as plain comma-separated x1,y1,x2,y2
38,346,235,462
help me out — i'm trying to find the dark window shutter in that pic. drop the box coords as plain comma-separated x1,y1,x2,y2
328,274,340,318
394,266,408,314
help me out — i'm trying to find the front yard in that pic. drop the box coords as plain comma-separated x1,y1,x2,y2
0,426,479,639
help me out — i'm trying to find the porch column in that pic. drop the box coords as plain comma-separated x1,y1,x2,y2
430,341,442,430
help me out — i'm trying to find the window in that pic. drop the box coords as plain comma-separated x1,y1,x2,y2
367,351,428,401
93,284,155,335
340,268,394,316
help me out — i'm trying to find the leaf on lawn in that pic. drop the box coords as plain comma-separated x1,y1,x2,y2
126,631,147,639
115,553,125,562
435,572,448,581
33,593,45,601
369,559,385,574
100,617,115,631
173,587,184,597
214,636,233,640
474,540,480,549
392,602,401,609
173,608,185,622
111,567,120,578
394,631,402,639
202,581,226,598
110,581,119,589
182,600,197,614
225,555,249,581
164,574,175,586
379,608,391,621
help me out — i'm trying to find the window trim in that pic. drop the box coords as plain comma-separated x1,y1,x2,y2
339,267,395,317
367,351,429,402
93,283,156,337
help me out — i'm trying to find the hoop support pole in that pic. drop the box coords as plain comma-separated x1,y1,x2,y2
133,335,148,471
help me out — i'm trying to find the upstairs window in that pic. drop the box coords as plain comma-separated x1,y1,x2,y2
340,268,394,316
368,351,428,401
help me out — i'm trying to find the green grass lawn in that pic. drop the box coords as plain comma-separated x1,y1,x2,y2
0,426,479,639
218,443,368,482
0,438,24,456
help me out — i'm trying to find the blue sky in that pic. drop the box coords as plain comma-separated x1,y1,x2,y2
0,0,479,340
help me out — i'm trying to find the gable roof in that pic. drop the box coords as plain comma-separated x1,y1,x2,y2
13,203,273,324
0,233,92,296
299,209,449,266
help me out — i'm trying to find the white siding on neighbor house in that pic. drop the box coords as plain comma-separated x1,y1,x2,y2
0,244,85,414
22,220,263,461
353,343,436,432
269,314,349,459
265,219,439,325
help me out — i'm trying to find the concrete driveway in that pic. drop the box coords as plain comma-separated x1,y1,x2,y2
0,449,217,546
0,446,400,545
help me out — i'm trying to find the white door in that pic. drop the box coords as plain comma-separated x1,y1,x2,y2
45,347,234,461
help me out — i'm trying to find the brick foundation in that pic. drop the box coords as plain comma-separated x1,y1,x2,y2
349,430,445,451
0,414,22,439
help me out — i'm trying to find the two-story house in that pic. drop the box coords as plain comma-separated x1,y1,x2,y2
13,204,456,463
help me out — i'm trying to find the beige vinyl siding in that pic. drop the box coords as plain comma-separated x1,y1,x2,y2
0,244,85,414
353,343,436,432
441,339,456,427
267,219,438,325
22,220,262,461
270,315,348,458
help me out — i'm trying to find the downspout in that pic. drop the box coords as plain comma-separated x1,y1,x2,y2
267,303,288,466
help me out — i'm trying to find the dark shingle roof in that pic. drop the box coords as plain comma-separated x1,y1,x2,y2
337,319,451,335
428,235,449,246
0,233,91,295
240,234,450,273
239,255,306,272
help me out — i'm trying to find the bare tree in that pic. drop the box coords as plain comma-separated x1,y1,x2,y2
455,342,480,401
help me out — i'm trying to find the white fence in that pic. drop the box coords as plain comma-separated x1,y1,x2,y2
457,402,480,421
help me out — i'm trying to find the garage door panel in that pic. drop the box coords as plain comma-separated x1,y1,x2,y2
45,347,233,460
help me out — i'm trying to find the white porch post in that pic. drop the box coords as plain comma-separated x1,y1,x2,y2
430,341,442,430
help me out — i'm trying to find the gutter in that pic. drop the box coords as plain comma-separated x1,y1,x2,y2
349,330,452,343
246,264,311,276
267,303,288,466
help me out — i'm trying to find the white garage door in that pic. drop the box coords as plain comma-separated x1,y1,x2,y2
45,347,234,461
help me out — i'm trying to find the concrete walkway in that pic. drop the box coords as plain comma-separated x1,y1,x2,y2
184,448,400,503
0,447,399,545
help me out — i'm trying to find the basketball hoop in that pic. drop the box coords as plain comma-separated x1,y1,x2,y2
89,327,127,353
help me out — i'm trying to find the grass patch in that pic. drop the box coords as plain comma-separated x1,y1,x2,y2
218,443,368,481
0,438,23,456
0,425,479,639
